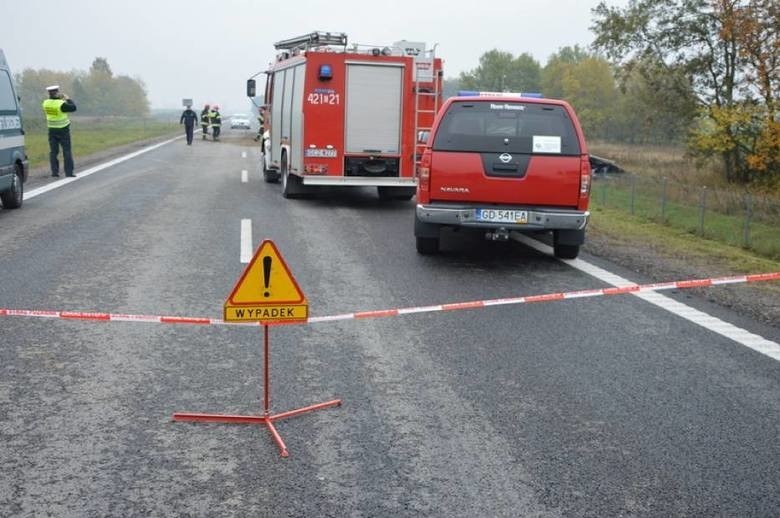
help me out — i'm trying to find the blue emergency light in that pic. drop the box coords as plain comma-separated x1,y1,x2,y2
318,64,333,80
458,90,544,98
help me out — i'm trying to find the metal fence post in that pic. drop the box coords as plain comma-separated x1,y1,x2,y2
743,194,753,248
698,187,707,236
661,177,668,222
630,175,637,215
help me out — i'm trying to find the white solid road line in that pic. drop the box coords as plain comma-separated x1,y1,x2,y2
25,135,184,200
241,170,248,183
240,219,253,264
512,233,780,362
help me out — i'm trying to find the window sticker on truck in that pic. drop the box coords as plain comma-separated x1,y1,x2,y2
532,135,561,153
489,103,525,111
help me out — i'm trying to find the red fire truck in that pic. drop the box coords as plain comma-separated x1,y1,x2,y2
247,31,443,200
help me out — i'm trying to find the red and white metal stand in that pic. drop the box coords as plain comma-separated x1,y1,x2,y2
173,324,341,457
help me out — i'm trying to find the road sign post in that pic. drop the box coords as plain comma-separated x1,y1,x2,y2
173,240,341,457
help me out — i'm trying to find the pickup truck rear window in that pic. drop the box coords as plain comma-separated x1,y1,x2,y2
432,101,581,156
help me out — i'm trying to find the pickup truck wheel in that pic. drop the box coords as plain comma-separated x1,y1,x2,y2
0,166,23,209
553,243,580,259
416,236,439,255
281,155,302,198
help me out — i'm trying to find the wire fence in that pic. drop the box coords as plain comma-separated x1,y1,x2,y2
590,173,780,260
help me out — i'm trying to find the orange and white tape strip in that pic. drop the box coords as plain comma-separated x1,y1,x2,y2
1,272,779,327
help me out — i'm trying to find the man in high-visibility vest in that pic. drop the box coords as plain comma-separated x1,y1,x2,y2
42,85,77,177
210,105,222,141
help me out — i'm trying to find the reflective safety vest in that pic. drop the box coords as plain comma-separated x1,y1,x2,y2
201,110,210,125
210,110,221,126
42,99,70,129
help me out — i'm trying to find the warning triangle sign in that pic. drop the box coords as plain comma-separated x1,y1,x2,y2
227,240,306,305
224,240,308,323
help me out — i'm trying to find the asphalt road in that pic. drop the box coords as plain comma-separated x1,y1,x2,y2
1,129,779,517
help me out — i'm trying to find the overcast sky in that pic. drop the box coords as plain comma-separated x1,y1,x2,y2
3,0,626,114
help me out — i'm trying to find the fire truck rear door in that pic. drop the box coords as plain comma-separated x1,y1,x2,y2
345,63,403,154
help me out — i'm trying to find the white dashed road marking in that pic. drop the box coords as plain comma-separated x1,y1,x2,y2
240,219,252,263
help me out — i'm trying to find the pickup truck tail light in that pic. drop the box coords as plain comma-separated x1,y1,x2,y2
580,155,591,198
577,154,591,210
418,150,432,193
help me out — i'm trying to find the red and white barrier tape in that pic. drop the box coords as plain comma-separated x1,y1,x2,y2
1,272,779,327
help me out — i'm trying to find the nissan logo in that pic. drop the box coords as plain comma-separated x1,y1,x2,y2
499,153,512,163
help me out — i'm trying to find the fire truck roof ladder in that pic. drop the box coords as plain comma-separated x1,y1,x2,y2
274,31,348,51
414,50,440,166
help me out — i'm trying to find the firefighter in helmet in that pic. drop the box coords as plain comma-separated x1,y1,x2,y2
210,105,222,141
200,104,210,140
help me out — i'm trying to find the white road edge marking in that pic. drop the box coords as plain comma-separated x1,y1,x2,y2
241,170,248,183
512,233,780,362
240,219,252,264
25,135,184,200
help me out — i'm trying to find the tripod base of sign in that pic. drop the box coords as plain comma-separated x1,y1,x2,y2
173,323,341,457
173,399,342,457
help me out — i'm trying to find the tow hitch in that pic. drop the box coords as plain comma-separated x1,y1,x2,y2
485,228,510,241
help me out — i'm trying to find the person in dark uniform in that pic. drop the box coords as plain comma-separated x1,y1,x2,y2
210,106,222,141
42,85,77,177
200,104,210,140
179,104,199,145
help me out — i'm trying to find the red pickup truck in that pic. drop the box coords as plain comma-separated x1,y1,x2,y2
414,93,591,258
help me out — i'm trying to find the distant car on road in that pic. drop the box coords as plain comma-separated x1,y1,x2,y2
230,113,251,130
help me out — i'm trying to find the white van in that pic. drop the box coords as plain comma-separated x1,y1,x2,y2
0,49,28,209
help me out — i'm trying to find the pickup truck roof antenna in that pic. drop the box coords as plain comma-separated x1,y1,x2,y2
273,31,348,51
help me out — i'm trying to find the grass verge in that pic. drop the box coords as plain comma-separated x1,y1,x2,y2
24,118,179,169
589,204,780,275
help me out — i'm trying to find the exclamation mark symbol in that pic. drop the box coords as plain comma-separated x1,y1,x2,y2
262,256,272,298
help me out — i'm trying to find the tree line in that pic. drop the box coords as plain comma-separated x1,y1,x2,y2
16,57,150,121
449,0,778,188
